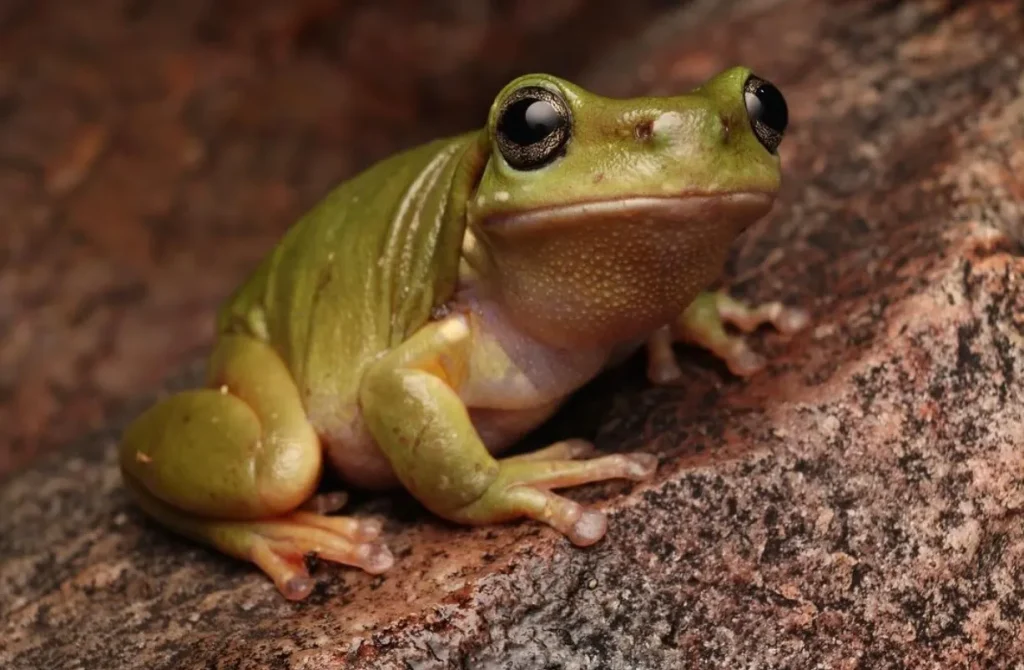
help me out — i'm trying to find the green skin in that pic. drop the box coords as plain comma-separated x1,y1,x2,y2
120,66,809,600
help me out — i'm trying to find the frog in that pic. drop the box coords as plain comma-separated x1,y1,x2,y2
119,66,808,601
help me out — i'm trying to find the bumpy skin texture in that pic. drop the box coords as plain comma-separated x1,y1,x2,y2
118,66,807,599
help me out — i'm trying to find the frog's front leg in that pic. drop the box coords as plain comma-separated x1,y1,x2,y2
359,316,657,545
647,290,810,382
119,334,392,601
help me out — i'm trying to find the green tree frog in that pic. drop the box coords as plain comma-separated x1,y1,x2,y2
120,67,808,600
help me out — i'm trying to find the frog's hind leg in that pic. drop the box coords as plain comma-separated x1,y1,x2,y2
119,334,393,600
648,290,809,380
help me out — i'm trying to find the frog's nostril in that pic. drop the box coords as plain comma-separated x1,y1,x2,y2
719,114,732,143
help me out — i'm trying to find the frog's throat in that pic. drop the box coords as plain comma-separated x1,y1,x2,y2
479,192,774,233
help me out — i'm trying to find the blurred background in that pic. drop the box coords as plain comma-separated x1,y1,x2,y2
0,0,824,476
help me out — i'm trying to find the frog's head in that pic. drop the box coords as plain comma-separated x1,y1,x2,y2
465,66,790,347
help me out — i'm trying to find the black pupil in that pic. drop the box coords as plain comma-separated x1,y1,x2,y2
746,83,788,133
502,98,560,145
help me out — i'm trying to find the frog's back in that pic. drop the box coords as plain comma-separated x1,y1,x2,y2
218,131,483,408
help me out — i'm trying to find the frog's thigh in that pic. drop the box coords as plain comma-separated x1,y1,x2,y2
121,334,321,519
359,316,657,546
119,334,392,600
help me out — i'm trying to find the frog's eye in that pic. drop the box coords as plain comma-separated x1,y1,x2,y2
495,85,571,170
744,75,788,154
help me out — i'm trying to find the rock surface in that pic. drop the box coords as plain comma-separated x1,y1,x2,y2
3,0,1024,668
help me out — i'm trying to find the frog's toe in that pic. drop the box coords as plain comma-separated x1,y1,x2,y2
648,360,684,385
250,540,317,600
646,325,684,385
288,510,386,542
722,339,767,377
338,539,394,575
299,491,350,514
777,305,811,334
503,438,596,463
717,294,810,335
501,450,658,489
622,452,659,479
569,509,608,546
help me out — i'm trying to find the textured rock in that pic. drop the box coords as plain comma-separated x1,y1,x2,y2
3,0,1024,668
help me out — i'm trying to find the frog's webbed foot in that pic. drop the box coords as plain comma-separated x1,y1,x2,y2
125,477,392,600
456,441,657,546
244,510,393,600
647,290,809,382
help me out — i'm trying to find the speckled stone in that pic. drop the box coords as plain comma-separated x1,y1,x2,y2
3,1,1024,668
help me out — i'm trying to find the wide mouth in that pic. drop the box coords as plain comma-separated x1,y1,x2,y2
480,192,775,234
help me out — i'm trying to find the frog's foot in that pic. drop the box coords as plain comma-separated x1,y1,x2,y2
454,445,657,546
655,290,809,379
125,478,392,601
244,511,393,600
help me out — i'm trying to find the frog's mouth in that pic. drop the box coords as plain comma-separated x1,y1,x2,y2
481,192,774,233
